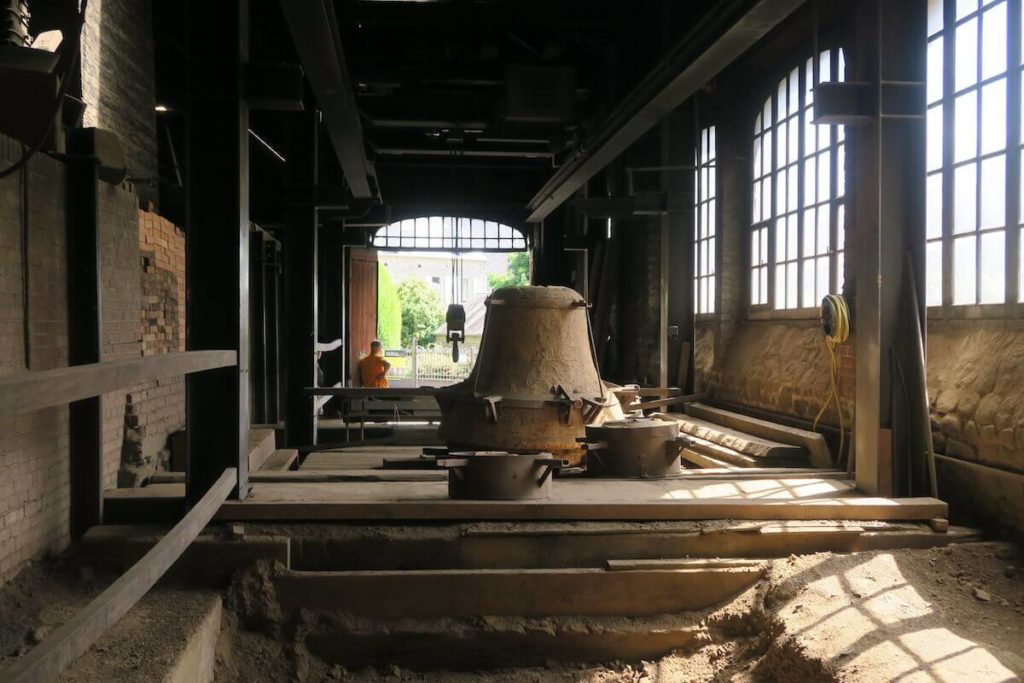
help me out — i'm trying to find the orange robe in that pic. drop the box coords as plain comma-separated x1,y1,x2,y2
358,354,390,388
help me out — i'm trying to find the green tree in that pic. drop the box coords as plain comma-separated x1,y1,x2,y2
487,251,530,290
397,279,445,347
377,265,402,348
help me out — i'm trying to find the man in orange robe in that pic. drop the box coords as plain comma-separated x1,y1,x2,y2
358,340,391,388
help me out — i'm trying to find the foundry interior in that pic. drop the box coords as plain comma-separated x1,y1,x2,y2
2,0,1024,681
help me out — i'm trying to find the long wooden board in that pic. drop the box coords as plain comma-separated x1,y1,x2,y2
0,350,236,417
661,414,806,459
685,403,832,468
218,494,947,522
0,469,236,683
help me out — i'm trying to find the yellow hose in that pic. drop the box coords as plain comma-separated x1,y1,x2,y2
813,294,850,465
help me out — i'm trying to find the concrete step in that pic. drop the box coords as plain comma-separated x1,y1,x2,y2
304,613,706,670
78,524,290,585
59,591,221,683
272,520,982,571
273,564,765,619
103,483,185,524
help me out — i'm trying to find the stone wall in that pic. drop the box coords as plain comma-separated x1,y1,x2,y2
927,320,1024,533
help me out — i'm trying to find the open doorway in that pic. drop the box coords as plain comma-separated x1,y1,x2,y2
370,217,529,388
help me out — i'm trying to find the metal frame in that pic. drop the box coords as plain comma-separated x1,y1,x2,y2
927,0,1022,310
749,48,846,313
694,125,718,315
371,216,528,252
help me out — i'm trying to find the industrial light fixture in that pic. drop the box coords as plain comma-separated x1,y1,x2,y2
154,104,170,113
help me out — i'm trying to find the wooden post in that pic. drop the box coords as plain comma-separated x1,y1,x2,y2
184,0,251,503
283,96,319,447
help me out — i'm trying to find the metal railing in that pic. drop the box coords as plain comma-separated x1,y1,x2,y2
385,338,477,387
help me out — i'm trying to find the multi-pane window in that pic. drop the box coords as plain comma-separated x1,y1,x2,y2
695,126,717,314
372,217,527,252
927,0,1020,307
750,49,846,310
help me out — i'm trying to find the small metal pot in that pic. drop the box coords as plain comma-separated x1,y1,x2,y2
584,417,686,478
438,451,566,500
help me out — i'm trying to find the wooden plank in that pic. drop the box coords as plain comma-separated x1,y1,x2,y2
684,436,760,468
0,469,235,683
606,558,765,571
0,351,237,417
218,494,948,522
305,386,438,397
273,566,764,618
260,449,299,471
686,403,832,468
659,414,805,459
251,469,446,482
682,448,739,470
247,428,277,472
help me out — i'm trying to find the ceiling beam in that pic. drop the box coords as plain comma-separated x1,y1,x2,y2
278,0,377,200
525,0,805,223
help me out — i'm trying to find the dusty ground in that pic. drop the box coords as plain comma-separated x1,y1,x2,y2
216,542,1024,683
2,542,1022,682
0,557,220,682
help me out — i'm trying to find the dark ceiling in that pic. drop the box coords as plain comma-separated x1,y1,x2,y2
152,0,722,230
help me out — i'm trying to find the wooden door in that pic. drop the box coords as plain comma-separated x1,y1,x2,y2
347,247,378,382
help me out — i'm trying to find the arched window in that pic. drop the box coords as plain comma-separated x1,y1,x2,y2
371,217,527,252
751,48,846,310
926,0,1018,307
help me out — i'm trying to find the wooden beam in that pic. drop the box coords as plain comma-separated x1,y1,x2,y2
218,494,948,522
0,469,235,683
0,351,237,417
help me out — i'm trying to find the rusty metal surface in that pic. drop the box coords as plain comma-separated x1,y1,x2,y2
584,417,684,478
438,286,624,464
440,451,565,500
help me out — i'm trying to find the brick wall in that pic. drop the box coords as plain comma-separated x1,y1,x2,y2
99,182,144,490
0,134,71,584
80,0,158,202
0,130,190,584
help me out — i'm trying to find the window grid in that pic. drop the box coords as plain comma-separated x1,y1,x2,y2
695,126,717,315
928,0,1022,307
751,100,772,305
750,49,845,310
372,217,527,252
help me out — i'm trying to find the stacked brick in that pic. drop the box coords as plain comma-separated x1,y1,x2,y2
119,210,186,486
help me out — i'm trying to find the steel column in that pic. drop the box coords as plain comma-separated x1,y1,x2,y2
283,99,319,447
184,0,251,503
66,129,103,536
851,0,928,496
